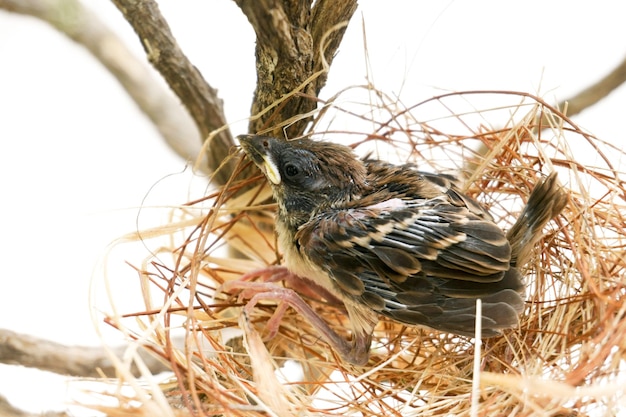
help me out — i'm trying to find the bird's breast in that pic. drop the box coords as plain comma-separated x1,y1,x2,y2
276,219,342,296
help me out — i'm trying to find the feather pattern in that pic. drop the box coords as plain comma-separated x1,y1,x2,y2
295,186,522,336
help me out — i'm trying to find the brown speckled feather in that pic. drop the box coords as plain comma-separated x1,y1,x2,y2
295,163,524,336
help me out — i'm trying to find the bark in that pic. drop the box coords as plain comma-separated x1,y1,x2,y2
235,0,358,137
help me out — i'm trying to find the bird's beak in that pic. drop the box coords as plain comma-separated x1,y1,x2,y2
238,135,282,185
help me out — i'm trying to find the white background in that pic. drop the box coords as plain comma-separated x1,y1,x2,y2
0,0,624,412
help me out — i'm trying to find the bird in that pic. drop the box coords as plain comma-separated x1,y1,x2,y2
237,134,568,365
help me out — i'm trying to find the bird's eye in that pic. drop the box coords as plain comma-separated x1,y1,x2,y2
284,163,300,178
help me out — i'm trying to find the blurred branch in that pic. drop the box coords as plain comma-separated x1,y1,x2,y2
0,394,70,417
558,53,626,117
0,395,70,417
0,328,169,377
0,0,205,173
235,0,358,137
110,0,238,184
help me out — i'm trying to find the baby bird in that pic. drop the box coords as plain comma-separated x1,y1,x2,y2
238,134,567,365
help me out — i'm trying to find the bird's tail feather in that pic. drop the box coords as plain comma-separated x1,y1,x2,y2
506,172,567,267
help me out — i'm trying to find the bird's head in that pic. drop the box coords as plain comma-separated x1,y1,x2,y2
239,135,367,226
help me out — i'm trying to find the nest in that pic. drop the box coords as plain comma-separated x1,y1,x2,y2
95,90,625,416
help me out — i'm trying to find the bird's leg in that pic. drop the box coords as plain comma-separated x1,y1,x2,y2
242,286,370,365
225,266,344,305
278,274,345,306
236,265,292,284
218,267,370,364
217,279,294,343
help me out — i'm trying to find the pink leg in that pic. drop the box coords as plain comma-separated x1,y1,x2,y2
236,265,291,283
226,266,344,305
243,286,370,365
218,268,370,365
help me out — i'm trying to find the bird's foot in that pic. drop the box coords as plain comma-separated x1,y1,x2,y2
218,268,369,365
224,265,343,305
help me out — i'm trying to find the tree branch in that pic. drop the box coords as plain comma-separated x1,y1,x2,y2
310,0,359,92
110,0,238,184
558,53,626,117
0,0,205,173
0,394,70,417
0,329,169,378
235,0,358,137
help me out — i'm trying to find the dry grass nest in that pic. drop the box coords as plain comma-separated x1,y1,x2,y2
96,89,625,416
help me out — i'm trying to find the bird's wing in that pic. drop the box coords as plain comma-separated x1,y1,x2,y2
296,195,524,336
